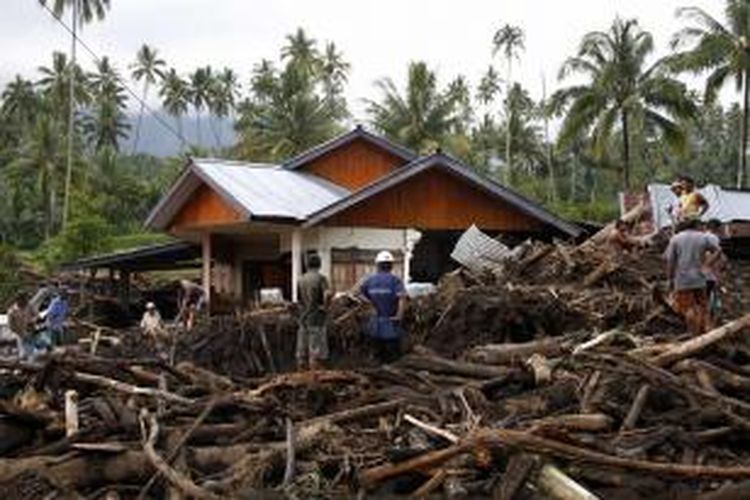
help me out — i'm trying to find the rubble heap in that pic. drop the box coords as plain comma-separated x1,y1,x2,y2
3,237,750,498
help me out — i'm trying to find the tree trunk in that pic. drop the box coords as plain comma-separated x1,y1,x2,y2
505,57,513,185
739,69,749,188
621,110,631,191
62,2,77,230
196,108,202,146
132,83,148,155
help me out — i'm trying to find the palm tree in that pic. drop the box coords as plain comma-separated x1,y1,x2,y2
1,76,40,134
208,68,240,148
366,61,460,153
493,24,525,180
551,18,697,190
281,28,319,77
38,0,111,229
320,42,350,116
477,66,502,105
84,57,130,153
159,68,189,143
670,2,750,187
130,44,166,153
189,66,213,146
37,52,89,118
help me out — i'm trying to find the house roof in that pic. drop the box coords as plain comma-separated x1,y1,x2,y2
283,125,417,170
302,152,582,237
61,241,201,271
145,158,351,230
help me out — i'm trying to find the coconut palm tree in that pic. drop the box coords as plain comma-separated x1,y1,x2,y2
236,60,340,160
84,57,130,153
367,61,460,153
208,68,240,148
477,66,502,105
189,66,213,146
38,0,111,228
670,2,750,187
130,44,166,153
159,68,189,142
320,42,350,116
37,52,89,119
281,28,319,77
551,18,697,190
1,76,40,135
492,24,525,179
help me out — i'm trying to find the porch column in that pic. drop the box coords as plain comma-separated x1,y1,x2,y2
202,232,212,309
291,229,302,302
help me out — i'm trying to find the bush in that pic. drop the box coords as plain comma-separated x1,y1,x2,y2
36,215,114,271
0,244,24,308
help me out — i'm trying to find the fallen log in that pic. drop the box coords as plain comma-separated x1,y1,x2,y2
399,352,511,379
536,463,600,500
140,411,220,500
74,372,194,405
468,337,570,365
652,315,750,367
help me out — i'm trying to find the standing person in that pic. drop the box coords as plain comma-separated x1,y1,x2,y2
296,254,331,370
703,219,727,326
665,218,720,335
359,251,407,363
668,180,684,224
7,293,36,360
40,288,69,346
679,176,710,220
177,279,205,331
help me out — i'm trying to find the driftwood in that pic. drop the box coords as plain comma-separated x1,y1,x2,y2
620,384,650,432
652,315,750,367
537,463,600,500
468,337,570,365
140,411,220,500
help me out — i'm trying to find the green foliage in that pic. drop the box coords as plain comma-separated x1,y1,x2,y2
234,28,349,161
550,18,697,190
0,245,24,308
669,1,750,186
36,214,113,270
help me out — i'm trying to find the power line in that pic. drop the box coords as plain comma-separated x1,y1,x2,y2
39,3,189,149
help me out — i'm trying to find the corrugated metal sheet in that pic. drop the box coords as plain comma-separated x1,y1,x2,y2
648,183,750,229
193,159,350,220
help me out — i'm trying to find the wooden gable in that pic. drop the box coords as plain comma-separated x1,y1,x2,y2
169,183,243,232
323,167,545,231
301,137,408,190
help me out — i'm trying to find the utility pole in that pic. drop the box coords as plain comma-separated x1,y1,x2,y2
62,0,77,230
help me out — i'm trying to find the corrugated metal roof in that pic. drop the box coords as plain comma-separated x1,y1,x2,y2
192,159,350,220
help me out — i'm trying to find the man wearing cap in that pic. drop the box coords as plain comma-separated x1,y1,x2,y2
359,251,407,363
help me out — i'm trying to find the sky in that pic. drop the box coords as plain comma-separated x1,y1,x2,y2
0,0,725,126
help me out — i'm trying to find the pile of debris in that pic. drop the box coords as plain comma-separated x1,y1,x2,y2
3,314,750,498
4,231,750,498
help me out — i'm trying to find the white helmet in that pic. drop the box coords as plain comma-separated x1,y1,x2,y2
375,250,394,264
146,302,156,310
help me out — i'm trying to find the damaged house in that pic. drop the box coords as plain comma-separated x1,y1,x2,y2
143,126,580,309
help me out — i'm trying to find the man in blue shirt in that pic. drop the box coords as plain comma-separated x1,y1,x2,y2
41,288,69,346
359,251,407,363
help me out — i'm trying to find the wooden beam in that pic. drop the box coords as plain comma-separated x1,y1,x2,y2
291,229,302,302
202,232,212,310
